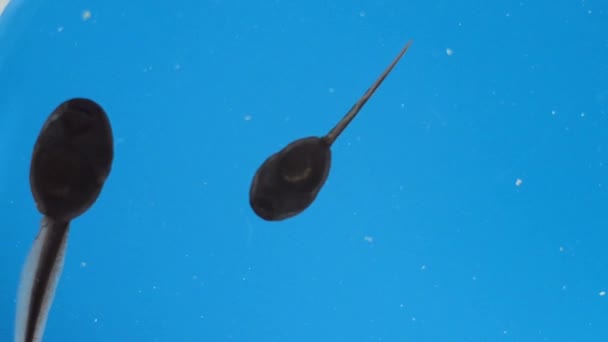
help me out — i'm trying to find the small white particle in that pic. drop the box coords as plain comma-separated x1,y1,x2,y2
515,178,523,187
82,10,91,21
581,112,586,117
562,285,567,291
600,291,606,297
328,87,335,94
80,261,87,268
244,115,252,121
445,48,454,56
472,275,477,281
503,330,508,335
57,26,64,33
420,265,427,271
174,63,181,71
93,318,98,323
559,246,564,252
359,10,366,17
399,303,405,308
551,110,556,115
363,236,374,243
588,10,592,14
411,317,417,321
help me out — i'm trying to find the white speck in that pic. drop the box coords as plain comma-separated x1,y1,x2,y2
472,275,477,281
551,110,556,115
359,10,366,17
562,285,567,291
411,317,417,321
244,115,252,121
559,246,564,252
93,317,98,323
82,10,92,21
152,285,158,290
174,63,181,71
401,103,405,108
581,112,586,117
363,236,374,243
399,303,405,308
515,178,523,187
445,48,454,56
588,10,592,14
420,264,427,271
242,277,247,281
200,315,205,319
80,261,87,268
503,330,508,335
328,87,335,94
57,26,64,33
600,291,606,297
505,12,511,17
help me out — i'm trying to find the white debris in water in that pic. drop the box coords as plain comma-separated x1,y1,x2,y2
420,264,427,271
82,10,92,21
363,236,374,243
80,261,87,268
600,291,606,297
244,115,252,121
0,0,10,16
515,178,523,187
359,10,366,17
445,48,454,56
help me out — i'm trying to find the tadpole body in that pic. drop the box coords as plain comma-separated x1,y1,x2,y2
249,41,413,221
15,98,113,342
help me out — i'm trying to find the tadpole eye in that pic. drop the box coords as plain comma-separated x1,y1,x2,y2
252,197,275,218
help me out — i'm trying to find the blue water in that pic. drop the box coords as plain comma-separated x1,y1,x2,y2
1,0,607,341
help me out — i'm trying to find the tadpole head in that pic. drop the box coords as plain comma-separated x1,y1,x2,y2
29,98,114,221
249,137,332,221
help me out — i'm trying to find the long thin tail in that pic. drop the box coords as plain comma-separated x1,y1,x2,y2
15,217,70,342
324,40,413,146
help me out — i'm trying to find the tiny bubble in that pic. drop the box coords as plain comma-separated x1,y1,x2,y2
82,10,92,21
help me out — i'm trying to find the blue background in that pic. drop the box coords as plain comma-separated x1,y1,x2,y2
1,0,607,341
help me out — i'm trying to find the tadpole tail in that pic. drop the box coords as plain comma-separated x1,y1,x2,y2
324,39,413,146
15,217,70,342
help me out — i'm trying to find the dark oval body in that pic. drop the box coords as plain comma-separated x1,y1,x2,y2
29,98,114,222
249,137,332,221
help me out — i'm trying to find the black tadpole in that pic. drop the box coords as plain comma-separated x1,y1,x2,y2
249,40,413,221
15,98,114,342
